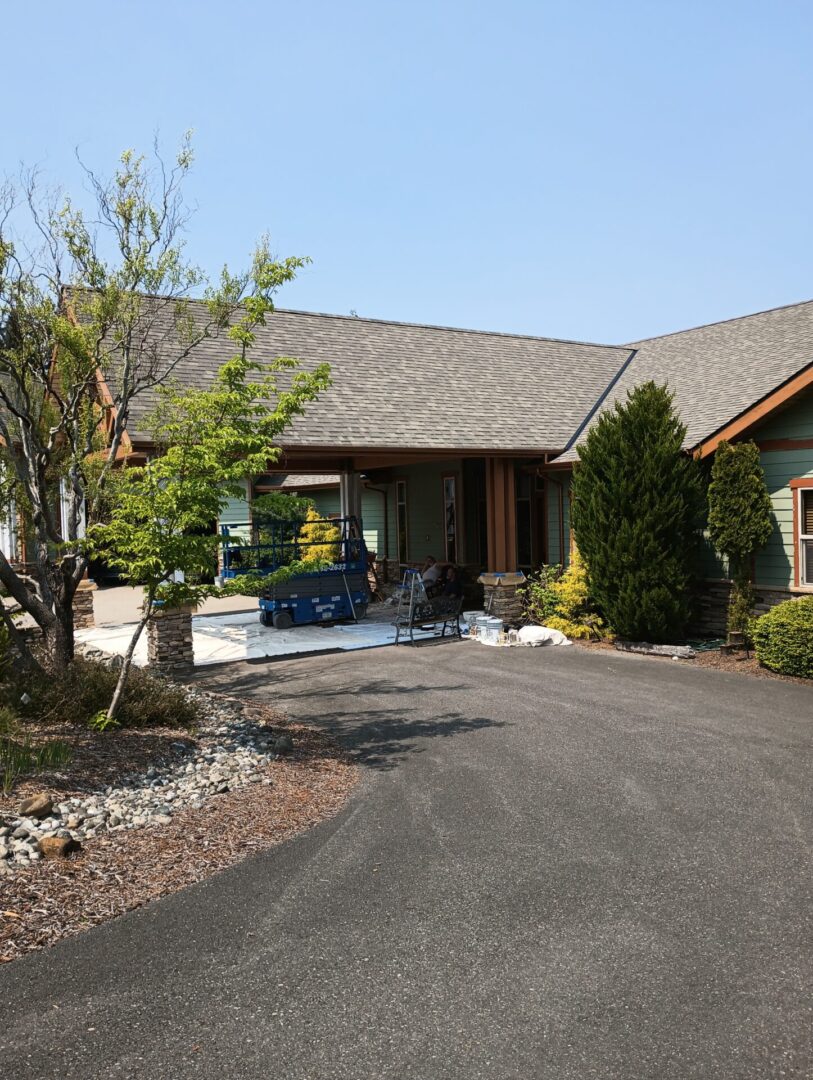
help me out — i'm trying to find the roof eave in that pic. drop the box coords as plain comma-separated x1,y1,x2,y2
693,360,813,458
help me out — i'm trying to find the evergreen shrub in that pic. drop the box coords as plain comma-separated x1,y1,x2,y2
752,597,813,678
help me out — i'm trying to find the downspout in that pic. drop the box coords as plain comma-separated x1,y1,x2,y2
362,480,390,582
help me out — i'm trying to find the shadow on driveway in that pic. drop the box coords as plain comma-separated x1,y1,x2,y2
189,655,506,770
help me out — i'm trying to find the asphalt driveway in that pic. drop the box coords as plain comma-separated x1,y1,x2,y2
1,643,811,1079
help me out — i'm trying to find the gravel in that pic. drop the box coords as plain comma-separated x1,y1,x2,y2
0,688,287,874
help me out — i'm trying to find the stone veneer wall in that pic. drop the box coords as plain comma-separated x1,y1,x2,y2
482,583,524,627
691,580,799,635
147,606,195,671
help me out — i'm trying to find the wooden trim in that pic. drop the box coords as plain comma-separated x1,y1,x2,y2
395,478,409,564
791,478,813,588
695,363,813,458
757,437,813,452
485,458,517,571
278,443,560,457
542,478,549,565
441,472,461,563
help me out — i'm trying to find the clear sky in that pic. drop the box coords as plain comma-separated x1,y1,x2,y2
5,1,813,343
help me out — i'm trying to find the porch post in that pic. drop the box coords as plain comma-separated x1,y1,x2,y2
485,457,517,572
339,471,362,524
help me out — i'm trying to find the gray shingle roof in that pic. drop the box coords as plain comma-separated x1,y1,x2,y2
554,299,813,462
119,302,632,452
278,473,339,488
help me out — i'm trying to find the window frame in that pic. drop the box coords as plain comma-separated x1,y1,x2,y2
791,478,813,589
395,479,409,564
442,473,460,563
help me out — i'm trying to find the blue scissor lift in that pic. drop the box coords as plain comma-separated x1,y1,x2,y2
220,515,369,630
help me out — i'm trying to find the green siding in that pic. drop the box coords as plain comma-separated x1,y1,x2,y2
752,389,813,440
700,532,728,579
359,489,388,558
747,390,813,588
693,391,813,588
309,489,340,516
218,480,251,544
295,487,388,557
753,449,813,587
389,460,463,564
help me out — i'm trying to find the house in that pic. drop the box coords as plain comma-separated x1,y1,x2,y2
69,296,813,627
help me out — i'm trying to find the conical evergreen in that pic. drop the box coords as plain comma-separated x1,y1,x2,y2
707,439,773,634
571,382,704,643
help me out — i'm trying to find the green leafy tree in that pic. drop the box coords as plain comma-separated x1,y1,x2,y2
89,339,330,722
0,137,302,672
707,440,773,636
571,382,704,643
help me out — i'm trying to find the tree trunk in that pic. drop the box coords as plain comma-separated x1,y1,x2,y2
106,602,153,723
42,607,75,670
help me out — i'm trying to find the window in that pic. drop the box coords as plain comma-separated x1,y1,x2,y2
516,473,532,570
443,475,458,562
800,487,813,587
396,480,409,564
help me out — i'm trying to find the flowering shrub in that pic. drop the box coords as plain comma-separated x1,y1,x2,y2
520,550,608,640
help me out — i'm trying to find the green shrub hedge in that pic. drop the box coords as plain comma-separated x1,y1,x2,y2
752,597,813,679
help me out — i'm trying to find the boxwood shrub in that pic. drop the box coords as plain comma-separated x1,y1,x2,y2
752,597,813,678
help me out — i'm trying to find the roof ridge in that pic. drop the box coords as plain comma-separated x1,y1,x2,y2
270,306,627,351
626,297,813,347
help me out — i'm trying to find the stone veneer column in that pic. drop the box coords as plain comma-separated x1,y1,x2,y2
480,582,525,627
147,605,195,672
73,580,97,629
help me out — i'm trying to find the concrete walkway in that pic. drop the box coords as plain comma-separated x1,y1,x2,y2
1,644,811,1079
91,585,255,626
76,606,440,666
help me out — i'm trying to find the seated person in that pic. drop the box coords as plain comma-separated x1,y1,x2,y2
443,564,463,599
421,555,441,586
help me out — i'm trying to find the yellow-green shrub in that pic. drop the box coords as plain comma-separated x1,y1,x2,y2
298,509,341,563
752,597,813,678
527,550,608,640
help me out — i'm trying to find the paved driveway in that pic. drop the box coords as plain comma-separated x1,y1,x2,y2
1,643,811,1079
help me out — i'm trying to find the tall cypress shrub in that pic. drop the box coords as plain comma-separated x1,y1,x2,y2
571,382,704,643
707,440,773,636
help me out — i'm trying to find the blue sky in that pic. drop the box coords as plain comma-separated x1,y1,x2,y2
5,1,813,342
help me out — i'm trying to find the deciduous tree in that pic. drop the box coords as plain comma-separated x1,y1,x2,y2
0,138,310,671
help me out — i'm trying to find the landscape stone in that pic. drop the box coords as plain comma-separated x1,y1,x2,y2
17,793,53,819
38,836,81,859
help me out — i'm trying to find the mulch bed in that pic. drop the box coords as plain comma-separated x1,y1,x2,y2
691,649,813,685
0,702,358,964
574,639,811,686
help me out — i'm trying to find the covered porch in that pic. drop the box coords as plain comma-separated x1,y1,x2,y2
247,448,573,578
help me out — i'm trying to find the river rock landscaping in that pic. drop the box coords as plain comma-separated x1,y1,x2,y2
0,686,358,963
1,690,287,872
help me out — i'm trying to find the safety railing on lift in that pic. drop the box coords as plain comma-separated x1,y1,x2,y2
220,515,366,577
